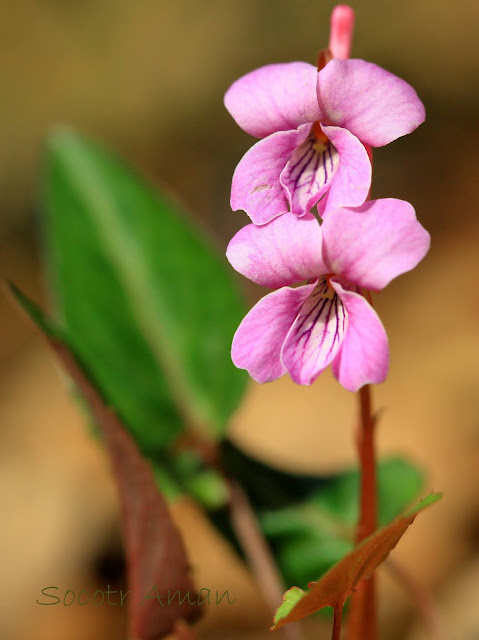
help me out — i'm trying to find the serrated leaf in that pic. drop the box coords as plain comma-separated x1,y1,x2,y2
43,128,247,448
272,493,442,634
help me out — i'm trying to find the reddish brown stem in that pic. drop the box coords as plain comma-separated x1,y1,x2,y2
347,578,376,640
356,385,377,542
228,481,304,640
347,384,378,640
332,606,344,640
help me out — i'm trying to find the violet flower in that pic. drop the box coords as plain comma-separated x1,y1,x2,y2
224,60,425,224
227,199,430,391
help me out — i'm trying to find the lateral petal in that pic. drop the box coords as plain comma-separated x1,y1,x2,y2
231,126,309,225
232,285,315,383
317,124,371,218
331,282,389,391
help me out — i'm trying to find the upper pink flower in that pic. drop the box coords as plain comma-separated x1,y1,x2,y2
224,60,425,225
226,199,430,391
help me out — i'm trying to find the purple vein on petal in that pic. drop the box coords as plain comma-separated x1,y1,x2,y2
281,277,347,385
281,134,340,216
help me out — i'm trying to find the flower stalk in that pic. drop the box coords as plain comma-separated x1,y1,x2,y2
224,4,430,639
347,383,378,640
356,385,378,544
332,606,344,640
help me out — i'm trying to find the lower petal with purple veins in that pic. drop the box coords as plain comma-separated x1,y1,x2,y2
280,132,340,216
281,277,347,385
317,125,371,218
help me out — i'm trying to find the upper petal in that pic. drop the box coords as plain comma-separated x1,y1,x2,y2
322,198,431,290
226,212,326,289
231,126,309,225
281,278,347,385
331,282,389,391
317,59,425,147
232,285,315,383
224,62,322,138
317,124,371,218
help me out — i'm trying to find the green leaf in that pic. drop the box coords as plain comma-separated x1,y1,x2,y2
164,449,229,510
405,491,442,516
257,457,425,589
9,281,227,510
7,281,62,340
272,493,442,631
7,282,185,502
273,587,305,627
312,456,425,528
152,462,184,501
42,128,247,450
183,468,229,510
220,439,329,509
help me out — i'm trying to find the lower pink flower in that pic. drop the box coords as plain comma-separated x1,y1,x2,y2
227,199,430,391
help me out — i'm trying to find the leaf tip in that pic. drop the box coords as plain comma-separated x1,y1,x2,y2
271,586,305,631
44,125,84,164
407,491,443,517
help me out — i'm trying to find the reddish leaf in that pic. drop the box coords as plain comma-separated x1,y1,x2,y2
272,493,441,633
7,284,202,639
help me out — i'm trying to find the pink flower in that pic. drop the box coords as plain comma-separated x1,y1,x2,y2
226,199,430,391
224,60,425,225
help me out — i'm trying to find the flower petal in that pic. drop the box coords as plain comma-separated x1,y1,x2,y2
226,212,326,288
280,129,340,216
317,59,425,147
281,278,347,385
322,198,431,290
232,285,315,383
316,125,371,218
224,62,322,138
231,126,310,225
331,282,388,391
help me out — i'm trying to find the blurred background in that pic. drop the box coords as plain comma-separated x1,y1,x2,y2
1,0,478,639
